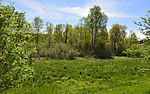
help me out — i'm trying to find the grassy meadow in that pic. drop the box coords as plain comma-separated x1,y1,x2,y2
2,57,150,94
1,0,150,94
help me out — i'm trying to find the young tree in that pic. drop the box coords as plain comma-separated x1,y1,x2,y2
109,24,127,55
64,24,71,44
54,24,65,43
46,22,53,48
129,31,139,46
83,18,89,47
32,16,43,60
74,25,81,47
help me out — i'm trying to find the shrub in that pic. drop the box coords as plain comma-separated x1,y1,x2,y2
39,47,49,57
124,44,150,58
123,44,144,58
48,43,79,59
94,44,113,59
143,46,150,62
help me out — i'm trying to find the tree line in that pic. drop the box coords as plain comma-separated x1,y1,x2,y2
32,6,139,59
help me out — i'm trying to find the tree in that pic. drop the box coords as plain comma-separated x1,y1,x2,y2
32,16,43,60
74,25,81,47
83,17,89,47
135,10,150,44
135,10,150,62
68,25,74,46
88,5,108,49
46,22,53,49
129,31,139,46
0,3,34,92
79,19,84,48
109,24,127,55
64,24,71,44
54,24,65,43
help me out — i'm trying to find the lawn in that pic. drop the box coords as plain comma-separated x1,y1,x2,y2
2,57,150,94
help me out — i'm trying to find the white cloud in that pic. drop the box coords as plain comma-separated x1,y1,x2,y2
126,29,146,39
61,0,135,18
16,0,135,20
16,0,63,20
18,0,46,14
61,7,89,17
135,30,146,39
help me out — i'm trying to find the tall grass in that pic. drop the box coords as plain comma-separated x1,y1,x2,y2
2,57,150,94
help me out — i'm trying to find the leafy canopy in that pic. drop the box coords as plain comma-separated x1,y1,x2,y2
0,3,35,92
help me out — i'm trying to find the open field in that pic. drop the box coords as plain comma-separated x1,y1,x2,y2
1,0,150,94
2,57,150,94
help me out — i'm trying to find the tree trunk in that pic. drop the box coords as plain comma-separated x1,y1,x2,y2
65,31,68,44
94,26,97,49
91,27,94,49
36,29,40,60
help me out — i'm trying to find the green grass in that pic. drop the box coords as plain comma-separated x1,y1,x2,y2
2,57,150,94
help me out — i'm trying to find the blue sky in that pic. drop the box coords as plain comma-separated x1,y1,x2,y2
2,0,150,39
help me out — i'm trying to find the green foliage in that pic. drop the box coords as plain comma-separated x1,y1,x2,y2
144,54,150,63
29,6,112,59
135,10,150,47
46,22,53,49
123,44,143,58
124,44,150,59
129,31,139,45
94,44,113,58
87,5,108,49
49,43,79,59
54,24,65,43
143,45,150,62
134,11,150,62
0,4,34,92
32,16,43,60
109,24,127,55
135,10,150,39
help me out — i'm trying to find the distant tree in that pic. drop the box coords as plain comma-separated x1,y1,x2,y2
74,25,81,47
32,16,43,60
88,5,108,49
64,24,71,44
46,22,53,49
109,24,127,55
54,24,65,43
88,14,94,48
68,25,74,46
129,31,139,46
83,17,90,48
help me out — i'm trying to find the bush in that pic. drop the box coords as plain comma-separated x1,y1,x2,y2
123,44,143,58
124,44,150,58
48,43,79,60
94,44,113,59
39,47,49,57
143,46,150,62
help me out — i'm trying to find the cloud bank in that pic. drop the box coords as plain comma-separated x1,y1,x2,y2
16,0,135,20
